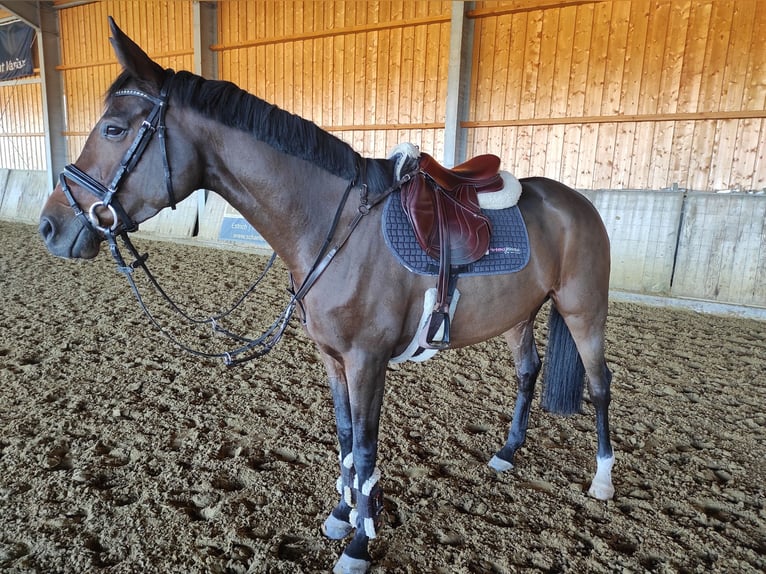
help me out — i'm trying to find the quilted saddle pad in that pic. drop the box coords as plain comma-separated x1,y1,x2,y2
382,191,530,277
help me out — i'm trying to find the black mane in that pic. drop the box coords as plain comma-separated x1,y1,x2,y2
107,70,393,192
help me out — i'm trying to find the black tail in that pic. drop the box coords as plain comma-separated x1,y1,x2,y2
541,305,585,416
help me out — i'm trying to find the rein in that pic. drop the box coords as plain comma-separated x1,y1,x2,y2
59,70,415,365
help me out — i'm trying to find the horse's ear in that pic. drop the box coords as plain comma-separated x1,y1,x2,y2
108,17,164,88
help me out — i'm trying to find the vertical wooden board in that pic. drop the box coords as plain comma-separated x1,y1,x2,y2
582,0,611,116
628,121,656,189
710,119,739,190
601,0,630,116
514,125,533,177
400,18,416,125
545,124,565,180
411,21,427,125
697,0,734,113
689,120,717,190
566,3,593,117
731,118,764,191
573,122,597,189
592,123,617,188
529,125,551,177
550,5,575,118
676,1,712,113
621,0,650,116
534,7,559,119
720,0,755,111
668,120,695,189
519,10,543,119
610,121,636,188
497,126,516,171
647,121,675,189
473,14,497,122
375,5,391,125
490,15,510,122
742,0,766,111
436,20,450,122
341,2,356,127
504,12,527,121
559,124,582,186
656,0,688,114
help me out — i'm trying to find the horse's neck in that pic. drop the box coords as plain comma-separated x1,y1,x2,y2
202,131,350,274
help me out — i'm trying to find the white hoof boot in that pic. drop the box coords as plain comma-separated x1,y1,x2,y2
588,454,615,500
488,454,514,472
322,513,354,540
333,553,371,574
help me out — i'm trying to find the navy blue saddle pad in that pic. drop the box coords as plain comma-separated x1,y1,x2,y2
382,191,530,277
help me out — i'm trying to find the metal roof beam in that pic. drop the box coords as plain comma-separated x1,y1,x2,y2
0,0,41,29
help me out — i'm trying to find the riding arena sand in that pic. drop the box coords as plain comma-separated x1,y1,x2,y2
1,220,764,573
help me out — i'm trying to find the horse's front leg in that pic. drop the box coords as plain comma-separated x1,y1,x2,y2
332,353,388,574
320,357,356,540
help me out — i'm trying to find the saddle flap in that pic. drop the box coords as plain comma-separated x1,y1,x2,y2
400,170,492,265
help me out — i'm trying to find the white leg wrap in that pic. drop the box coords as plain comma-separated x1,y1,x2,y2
588,454,615,500
488,454,514,472
350,468,383,539
333,552,371,574
322,513,354,540
357,467,381,496
341,452,355,505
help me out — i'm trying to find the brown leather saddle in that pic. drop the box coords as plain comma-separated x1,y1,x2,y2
400,152,504,348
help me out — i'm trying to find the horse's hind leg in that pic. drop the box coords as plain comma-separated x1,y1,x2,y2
559,308,615,500
489,320,541,471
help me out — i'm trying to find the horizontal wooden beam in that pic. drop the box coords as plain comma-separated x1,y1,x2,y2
467,1,600,19
210,14,451,52
63,109,765,139
462,110,766,128
55,49,194,72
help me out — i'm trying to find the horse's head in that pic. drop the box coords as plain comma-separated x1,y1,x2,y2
39,18,202,259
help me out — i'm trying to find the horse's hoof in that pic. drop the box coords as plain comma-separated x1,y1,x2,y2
588,480,615,500
322,513,354,540
333,552,370,574
588,454,615,500
488,454,514,472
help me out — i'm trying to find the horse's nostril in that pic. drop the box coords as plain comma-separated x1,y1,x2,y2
39,217,55,242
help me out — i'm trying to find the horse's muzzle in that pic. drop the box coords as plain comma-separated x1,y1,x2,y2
39,210,101,259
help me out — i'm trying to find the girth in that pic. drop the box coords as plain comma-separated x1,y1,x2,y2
400,152,502,348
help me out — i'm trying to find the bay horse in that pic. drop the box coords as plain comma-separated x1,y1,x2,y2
39,19,614,574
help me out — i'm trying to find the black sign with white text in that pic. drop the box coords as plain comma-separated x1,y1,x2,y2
0,21,35,80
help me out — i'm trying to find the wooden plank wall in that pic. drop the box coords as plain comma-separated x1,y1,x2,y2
0,10,45,171
0,80,45,170
214,0,452,159
467,0,766,191
57,0,194,162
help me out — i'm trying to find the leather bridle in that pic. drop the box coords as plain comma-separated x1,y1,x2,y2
60,71,177,236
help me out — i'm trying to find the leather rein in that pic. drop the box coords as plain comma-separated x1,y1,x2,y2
58,70,413,366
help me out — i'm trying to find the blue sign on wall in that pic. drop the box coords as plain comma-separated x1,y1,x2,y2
218,215,269,248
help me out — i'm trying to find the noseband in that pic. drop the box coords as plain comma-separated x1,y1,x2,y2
60,71,177,236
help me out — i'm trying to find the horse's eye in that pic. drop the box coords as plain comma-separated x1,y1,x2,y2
104,125,127,139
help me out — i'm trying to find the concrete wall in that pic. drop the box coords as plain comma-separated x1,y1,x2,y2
585,189,766,308
0,169,48,224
